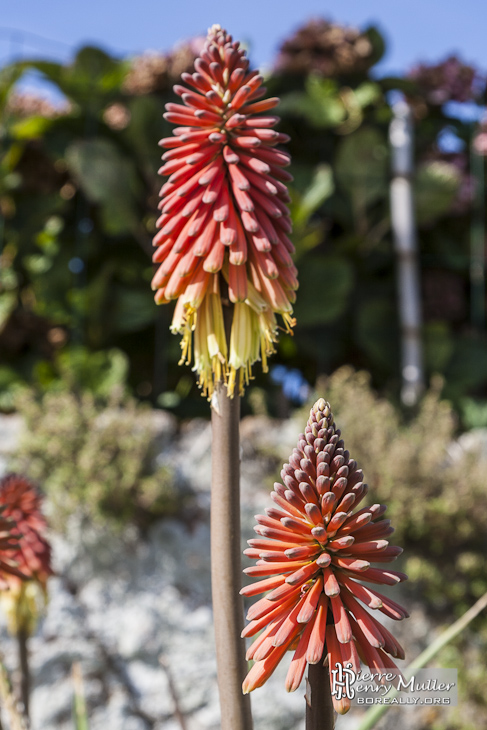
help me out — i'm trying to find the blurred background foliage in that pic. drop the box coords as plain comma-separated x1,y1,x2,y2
11,381,185,530
320,366,487,614
1,17,486,419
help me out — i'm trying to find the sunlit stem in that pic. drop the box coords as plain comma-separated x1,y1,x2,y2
210,303,253,730
17,629,29,719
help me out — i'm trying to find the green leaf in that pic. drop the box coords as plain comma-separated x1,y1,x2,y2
22,254,54,275
0,365,26,411
112,287,156,333
415,161,461,226
125,95,167,165
461,398,487,429
445,334,487,395
353,81,381,109
293,165,334,227
46,345,129,398
0,292,17,329
363,26,386,66
335,127,388,208
0,64,25,107
68,46,125,93
379,76,417,95
293,256,353,326
11,115,54,140
16,47,125,104
356,298,398,369
424,321,454,372
72,662,90,730
66,138,140,234
15,60,65,87
279,78,346,128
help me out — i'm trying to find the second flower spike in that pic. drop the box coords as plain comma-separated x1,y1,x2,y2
152,24,298,397
241,399,409,715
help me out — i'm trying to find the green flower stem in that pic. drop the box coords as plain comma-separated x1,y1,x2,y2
72,662,89,730
357,590,487,730
306,658,336,730
0,655,28,730
17,628,30,718
211,365,253,730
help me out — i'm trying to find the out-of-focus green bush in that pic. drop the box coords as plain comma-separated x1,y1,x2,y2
10,387,183,529
1,19,486,412
319,366,487,612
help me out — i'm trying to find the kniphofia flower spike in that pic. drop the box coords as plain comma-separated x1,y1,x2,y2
0,474,53,635
241,399,408,715
0,510,23,590
152,25,297,397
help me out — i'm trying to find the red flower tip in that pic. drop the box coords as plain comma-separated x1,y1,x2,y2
241,399,408,714
152,25,297,398
0,508,22,589
0,474,52,587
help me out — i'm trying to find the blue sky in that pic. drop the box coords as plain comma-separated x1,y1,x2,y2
1,0,486,87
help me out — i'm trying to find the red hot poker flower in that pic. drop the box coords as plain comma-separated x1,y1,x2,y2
0,510,23,590
241,399,408,714
152,25,298,398
0,474,53,634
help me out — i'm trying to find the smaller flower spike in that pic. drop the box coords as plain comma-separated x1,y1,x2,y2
152,24,297,398
0,474,53,635
241,400,408,715
0,510,23,589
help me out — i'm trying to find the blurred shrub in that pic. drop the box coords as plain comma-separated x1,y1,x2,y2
1,19,486,409
408,55,484,105
461,397,487,429
436,638,487,729
319,366,487,611
10,388,183,529
274,18,382,77
0,343,130,412
34,345,129,397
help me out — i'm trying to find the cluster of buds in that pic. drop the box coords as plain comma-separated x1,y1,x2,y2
408,56,483,105
0,474,52,636
152,25,297,398
241,399,408,714
275,19,374,77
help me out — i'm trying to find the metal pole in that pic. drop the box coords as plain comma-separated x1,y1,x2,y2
470,127,486,330
389,101,424,406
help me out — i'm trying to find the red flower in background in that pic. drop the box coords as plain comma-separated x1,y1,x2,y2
0,510,22,590
241,399,408,714
0,474,53,634
152,24,297,397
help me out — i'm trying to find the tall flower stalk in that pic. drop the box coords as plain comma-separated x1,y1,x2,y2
241,399,408,726
152,24,297,730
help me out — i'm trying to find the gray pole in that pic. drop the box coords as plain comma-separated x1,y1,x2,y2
470,127,486,330
389,101,424,406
